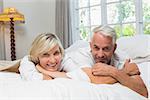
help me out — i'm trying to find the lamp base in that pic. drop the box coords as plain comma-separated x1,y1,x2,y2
10,18,16,61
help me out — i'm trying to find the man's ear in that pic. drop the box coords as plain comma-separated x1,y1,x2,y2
113,43,117,52
90,42,92,49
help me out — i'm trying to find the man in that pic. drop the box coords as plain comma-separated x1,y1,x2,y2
62,25,148,97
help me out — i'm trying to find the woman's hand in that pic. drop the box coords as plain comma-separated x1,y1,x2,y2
36,64,49,74
36,64,67,78
36,64,53,80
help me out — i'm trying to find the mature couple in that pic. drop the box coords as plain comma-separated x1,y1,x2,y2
19,25,148,97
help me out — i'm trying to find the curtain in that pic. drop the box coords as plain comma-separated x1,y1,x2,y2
0,24,6,60
0,0,6,60
55,0,73,49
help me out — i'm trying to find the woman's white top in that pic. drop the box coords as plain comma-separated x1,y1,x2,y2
19,46,128,81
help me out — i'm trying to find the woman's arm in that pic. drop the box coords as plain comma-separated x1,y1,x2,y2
36,64,68,78
19,56,43,80
43,74,53,80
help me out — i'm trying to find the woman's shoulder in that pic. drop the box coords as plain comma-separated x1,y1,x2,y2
21,55,34,64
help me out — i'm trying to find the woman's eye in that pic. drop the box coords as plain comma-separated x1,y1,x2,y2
54,51,60,55
42,53,49,56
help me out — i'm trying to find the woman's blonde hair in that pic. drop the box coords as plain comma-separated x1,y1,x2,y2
29,33,64,64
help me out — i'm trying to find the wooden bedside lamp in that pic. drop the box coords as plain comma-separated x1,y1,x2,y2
0,7,25,61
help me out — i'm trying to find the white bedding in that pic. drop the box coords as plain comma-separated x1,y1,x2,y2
0,35,149,100
0,63,149,100
0,66,149,100
0,71,149,100
0,78,148,100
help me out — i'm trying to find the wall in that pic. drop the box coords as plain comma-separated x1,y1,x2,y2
1,0,55,60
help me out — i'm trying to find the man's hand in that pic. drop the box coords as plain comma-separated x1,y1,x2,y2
122,59,140,76
91,63,116,76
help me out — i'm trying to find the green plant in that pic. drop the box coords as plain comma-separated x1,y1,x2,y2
80,20,89,40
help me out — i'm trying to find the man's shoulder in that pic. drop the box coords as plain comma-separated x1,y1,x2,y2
114,49,129,61
112,49,130,69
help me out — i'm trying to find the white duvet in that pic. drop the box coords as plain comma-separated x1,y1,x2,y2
0,61,149,100
0,78,148,100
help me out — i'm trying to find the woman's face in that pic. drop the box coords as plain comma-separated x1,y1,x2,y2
38,45,62,72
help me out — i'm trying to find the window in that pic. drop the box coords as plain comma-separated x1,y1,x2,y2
72,0,150,40
143,0,150,34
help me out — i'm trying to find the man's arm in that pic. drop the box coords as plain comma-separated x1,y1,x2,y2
82,59,140,84
82,67,117,84
111,69,148,97
92,62,148,98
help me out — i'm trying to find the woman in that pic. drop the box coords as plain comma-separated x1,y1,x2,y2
20,32,92,81
19,33,67,80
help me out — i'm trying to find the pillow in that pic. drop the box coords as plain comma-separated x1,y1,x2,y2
137,62,150,99
65,35,150,63
138,62,150,86
65,40,89,53
137,62,150,98
0,60,20,72
0,72,21,81
116,35,150,60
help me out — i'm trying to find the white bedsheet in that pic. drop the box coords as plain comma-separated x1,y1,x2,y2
0,61,149,100
0,78,148,100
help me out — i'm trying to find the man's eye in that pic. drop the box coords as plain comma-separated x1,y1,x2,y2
93,45,99,50
103,47,112,52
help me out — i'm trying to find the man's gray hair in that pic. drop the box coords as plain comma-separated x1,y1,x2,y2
92,25,117,44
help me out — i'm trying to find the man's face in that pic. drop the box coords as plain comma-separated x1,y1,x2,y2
90,32,116,64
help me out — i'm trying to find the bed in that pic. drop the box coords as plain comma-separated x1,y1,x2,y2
0,34,150,100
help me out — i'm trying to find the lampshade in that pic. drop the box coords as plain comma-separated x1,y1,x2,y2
0,7,25,23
